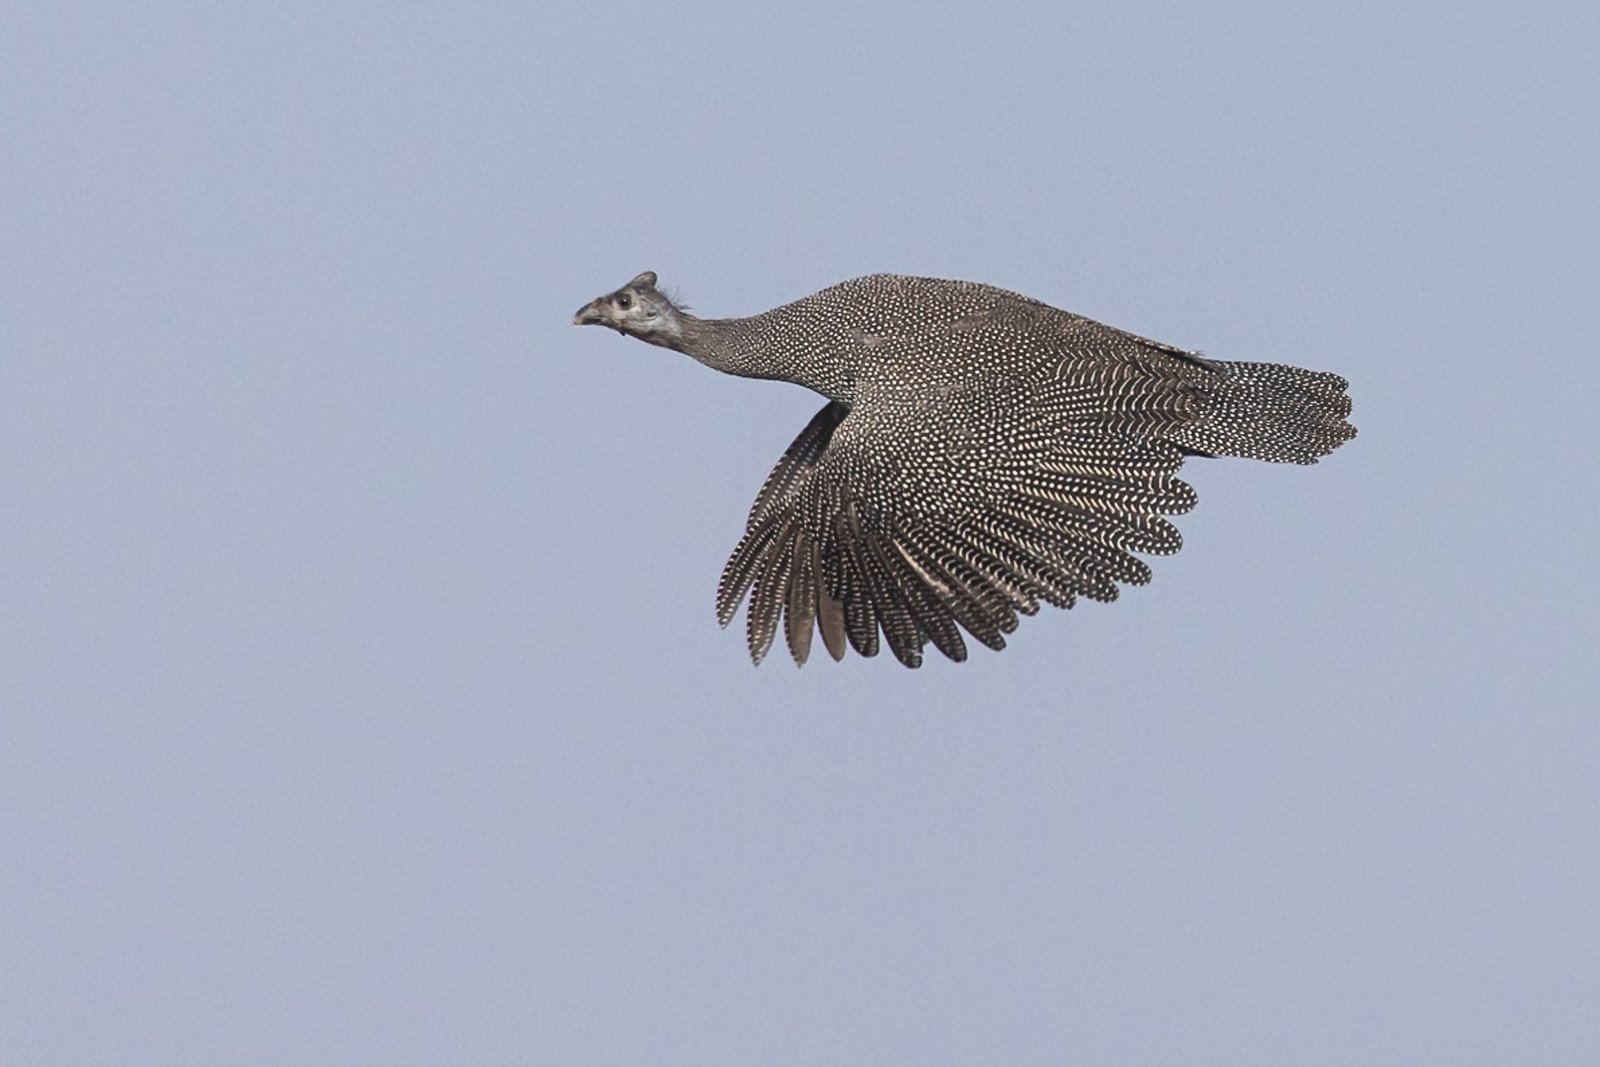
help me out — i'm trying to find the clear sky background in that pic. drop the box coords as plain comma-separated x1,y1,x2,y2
4,2,1597,1064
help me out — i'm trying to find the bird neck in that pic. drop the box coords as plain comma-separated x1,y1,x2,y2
668,312,812,388
626,301,851,403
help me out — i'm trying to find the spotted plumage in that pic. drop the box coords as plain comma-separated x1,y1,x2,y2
574,271,1356,667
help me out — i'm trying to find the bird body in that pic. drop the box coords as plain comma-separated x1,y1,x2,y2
574,271,1355,667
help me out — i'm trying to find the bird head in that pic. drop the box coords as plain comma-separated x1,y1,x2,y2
572,271,682,346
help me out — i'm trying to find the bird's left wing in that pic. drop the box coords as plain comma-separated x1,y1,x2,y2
717,381,1197,668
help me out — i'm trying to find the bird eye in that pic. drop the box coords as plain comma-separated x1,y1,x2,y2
617,294,633,309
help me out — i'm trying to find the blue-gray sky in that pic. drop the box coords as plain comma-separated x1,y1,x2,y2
4,2,1597,1063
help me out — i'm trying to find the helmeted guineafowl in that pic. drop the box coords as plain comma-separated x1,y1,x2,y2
573,271,1355,668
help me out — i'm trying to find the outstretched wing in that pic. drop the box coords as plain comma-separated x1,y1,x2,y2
717,365,1202,668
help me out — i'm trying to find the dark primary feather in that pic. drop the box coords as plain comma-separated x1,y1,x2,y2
574,272,1356,667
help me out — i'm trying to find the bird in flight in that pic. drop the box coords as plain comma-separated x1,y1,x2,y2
574,271,1355,667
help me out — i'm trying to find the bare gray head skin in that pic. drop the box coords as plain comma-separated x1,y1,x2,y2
572,271,687,349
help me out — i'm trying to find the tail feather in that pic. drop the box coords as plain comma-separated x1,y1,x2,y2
1168,360,1356,464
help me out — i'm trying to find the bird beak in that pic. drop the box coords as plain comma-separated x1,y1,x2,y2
573,299,604,326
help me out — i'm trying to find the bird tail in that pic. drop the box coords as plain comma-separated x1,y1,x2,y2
1167,360,1356,464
